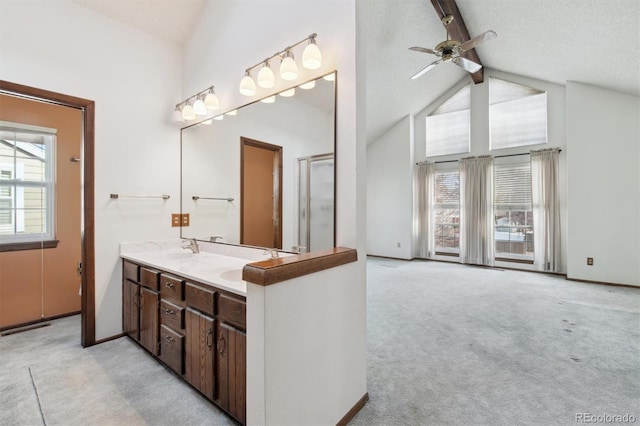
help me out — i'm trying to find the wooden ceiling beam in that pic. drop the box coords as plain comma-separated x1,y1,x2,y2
429,0,484,84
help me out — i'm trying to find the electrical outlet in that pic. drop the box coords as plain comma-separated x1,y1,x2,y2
171,214,181,227
587,257,594,266
181,213,190,226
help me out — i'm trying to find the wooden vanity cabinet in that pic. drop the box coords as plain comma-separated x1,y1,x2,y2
122,259,246,424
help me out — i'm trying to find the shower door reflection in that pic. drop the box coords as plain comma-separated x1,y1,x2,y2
298,153,334,253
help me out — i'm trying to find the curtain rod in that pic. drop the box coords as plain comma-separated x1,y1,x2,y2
415,149,562,165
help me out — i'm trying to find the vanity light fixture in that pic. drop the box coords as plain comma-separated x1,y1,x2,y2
175,85,219,122
226,109,238,116
260,95,276,104
239,33,322,96
202,119,213,125
323,72,335,82
173,105,185,122
279,88,295,97
299,80,316,90
213,115,224,121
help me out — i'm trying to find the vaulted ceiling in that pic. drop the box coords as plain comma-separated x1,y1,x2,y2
73,0,640,143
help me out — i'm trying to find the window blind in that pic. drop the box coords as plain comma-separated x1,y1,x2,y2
426,85,470,157
494,163,532,208
490,77,547,150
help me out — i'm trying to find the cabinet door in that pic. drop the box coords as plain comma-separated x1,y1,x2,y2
123,280,139,340
216,322,246,424
139,287,159,355
185,308,215,400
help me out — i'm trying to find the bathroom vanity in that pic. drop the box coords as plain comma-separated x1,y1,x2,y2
121,245,249,424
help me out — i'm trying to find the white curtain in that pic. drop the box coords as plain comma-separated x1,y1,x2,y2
530,149,561,272
414,162,435,258
459,156,494,266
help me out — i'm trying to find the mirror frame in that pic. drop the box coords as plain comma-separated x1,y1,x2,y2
179,71,338,253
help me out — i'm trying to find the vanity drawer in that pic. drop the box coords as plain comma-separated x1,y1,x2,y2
159,325,184,375
185,283,216,316
160,274,185,301
140,267,160,291
218,294,246,330
123,260,139,283
161,299,185,330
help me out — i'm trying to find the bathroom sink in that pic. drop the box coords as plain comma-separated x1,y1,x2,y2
219,268,243,282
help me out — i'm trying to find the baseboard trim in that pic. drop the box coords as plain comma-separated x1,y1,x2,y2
337,392,369,426
94,333,125,345
0,311,80,333
566,277,639,289
367,254,414,261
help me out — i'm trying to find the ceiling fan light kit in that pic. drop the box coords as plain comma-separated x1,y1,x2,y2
409,13,496,80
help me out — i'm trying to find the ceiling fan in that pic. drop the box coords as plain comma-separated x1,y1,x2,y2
409,14,496,80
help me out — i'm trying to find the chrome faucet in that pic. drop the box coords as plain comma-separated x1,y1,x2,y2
263,248,280,259
210,236,223,243
181,238,200,254
291,245,307,253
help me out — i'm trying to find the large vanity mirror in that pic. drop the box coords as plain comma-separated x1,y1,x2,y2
181,72,336,253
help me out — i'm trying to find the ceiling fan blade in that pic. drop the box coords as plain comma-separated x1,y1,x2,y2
453,57,482,73
409,46,438,55
459,30,497,51
410,59,442,80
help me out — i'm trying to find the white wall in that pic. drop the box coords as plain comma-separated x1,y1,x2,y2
367,115,414,259
566,82,640,286
0,0,182,339
183,0,366,423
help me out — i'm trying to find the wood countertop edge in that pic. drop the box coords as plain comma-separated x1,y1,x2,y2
242,247,358,286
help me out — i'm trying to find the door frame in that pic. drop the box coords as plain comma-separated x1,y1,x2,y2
240,137,283,249
0,80,96,347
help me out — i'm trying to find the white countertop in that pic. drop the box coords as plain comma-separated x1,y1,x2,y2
120,241,248,296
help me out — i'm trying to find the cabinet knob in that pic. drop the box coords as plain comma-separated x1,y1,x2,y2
206,329,213,349
164,309,175,315
217,335,226,355
165,282,175,289
165,335,175,343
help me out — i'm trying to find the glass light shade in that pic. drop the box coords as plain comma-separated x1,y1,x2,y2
279,88,295,97
323,72,335,82
226,109,238,116
302,42,322,70
239,75,256,96
258,65,275,88
260,95,276,104
173,109,185,123
213,115,224,121
193,99,207,116
299,80,316,90
202,119,213,125
204,92,219,110
181,104,195,120
280,56,298,81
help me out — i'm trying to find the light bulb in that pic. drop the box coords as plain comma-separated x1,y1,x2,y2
239,74,256,96
280,51,298,81
323,72,335,82
226,110,238,116
260,95,276,104
299,80,316,90
181,104,195,120
279,88,295,97
173,108,185,123
193,98,207,116
204,92,219,110
302,40,322,70
213,115,224,121
258,63,275,88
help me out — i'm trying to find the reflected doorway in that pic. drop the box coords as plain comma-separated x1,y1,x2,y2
240,137,282,249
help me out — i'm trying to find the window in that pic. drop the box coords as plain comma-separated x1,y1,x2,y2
434,169,460,254
494,162,533,260
0,127,55,244
489,77,547,150
426,84,470,157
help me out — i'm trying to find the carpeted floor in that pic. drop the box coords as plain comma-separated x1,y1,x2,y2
1,258,638,425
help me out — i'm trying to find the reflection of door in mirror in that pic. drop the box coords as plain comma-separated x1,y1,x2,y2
240,137,282,249
298,153,334,252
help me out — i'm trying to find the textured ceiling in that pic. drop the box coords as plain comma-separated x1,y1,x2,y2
362,0,640,143
72,0,640,143
72,0,205,46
